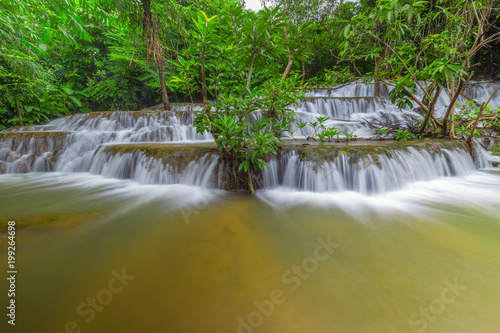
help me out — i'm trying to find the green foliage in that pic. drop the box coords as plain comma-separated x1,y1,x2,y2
312,66,353,88
394,129,416,141
376,128,390,137
490,116,500,130
1,0,498,135
455,101,481,122
454,102,500,139
0,0,161,127
492,143,500,155
339,0,499,138
168,56,199,100
455,125,482,140
194,75,304,177
317,127,340,141
0,0,98,127
344,131,357,141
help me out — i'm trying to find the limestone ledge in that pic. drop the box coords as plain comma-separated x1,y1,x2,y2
100,139,466,170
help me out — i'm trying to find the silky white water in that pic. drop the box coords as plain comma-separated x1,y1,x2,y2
1,82,498,176
1,169,500,333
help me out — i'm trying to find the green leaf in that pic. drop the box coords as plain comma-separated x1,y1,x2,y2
170,76,184,83
69,95,82,107
168,60,182,68
61,87,73,95
343,24,351,38
199,10,218,23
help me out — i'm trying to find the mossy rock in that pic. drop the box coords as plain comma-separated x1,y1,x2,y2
102,143,219,170
278,139,464,167
98,139,466,192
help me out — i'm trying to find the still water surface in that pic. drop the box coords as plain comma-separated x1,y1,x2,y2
1,171,500,333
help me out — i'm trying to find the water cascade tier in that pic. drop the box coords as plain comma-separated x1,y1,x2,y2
85,140,476,193
0,110,212,173
0,132,68,173
1,83,499,192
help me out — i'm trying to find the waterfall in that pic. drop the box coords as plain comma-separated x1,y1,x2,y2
292,96,420,138
0,84,498,193
304,82,384,97
0,132,67,173
0,110,212,173
475,142,500,168
263,143,475,194
413,81,500,117
80,140,476,194
89,145,220,187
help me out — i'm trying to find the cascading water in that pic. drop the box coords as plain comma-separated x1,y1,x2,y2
263,143,475,194
89,145,220,186
292,96,420,138
0,83,498,192
413,81,500,117
0,110,212,174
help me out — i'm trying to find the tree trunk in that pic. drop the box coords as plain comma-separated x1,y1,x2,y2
441,79,465,136
141,0,153,66
14,97,23,126
281,57,293,82
141,0,170,110
200,49,207,105
466,83,500,152
448,79,457,139
419,87,442,135
141,0,152,23
402,89,442,128
280,25,293,83
246,53,257,88
374,45,388,97
247,171,255,194
374,82,381,97
158,57,170,110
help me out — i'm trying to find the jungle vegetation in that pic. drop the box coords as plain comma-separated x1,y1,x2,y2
1,0,499,191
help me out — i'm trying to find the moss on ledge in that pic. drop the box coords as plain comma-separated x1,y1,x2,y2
1,131,68,139
101,139,465,166
279,139,466,166
96,139,467,191
102,142,219,169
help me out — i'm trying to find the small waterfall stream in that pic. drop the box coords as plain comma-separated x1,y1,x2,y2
89,145,220,186
0,110,212,174
263,144,475,194
0,83,499,191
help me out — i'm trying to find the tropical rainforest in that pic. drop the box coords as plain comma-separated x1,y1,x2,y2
1,0,500,190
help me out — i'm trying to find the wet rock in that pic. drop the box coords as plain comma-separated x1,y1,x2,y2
0,132,68,172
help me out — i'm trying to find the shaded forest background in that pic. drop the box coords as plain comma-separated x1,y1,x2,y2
1,0,499,129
